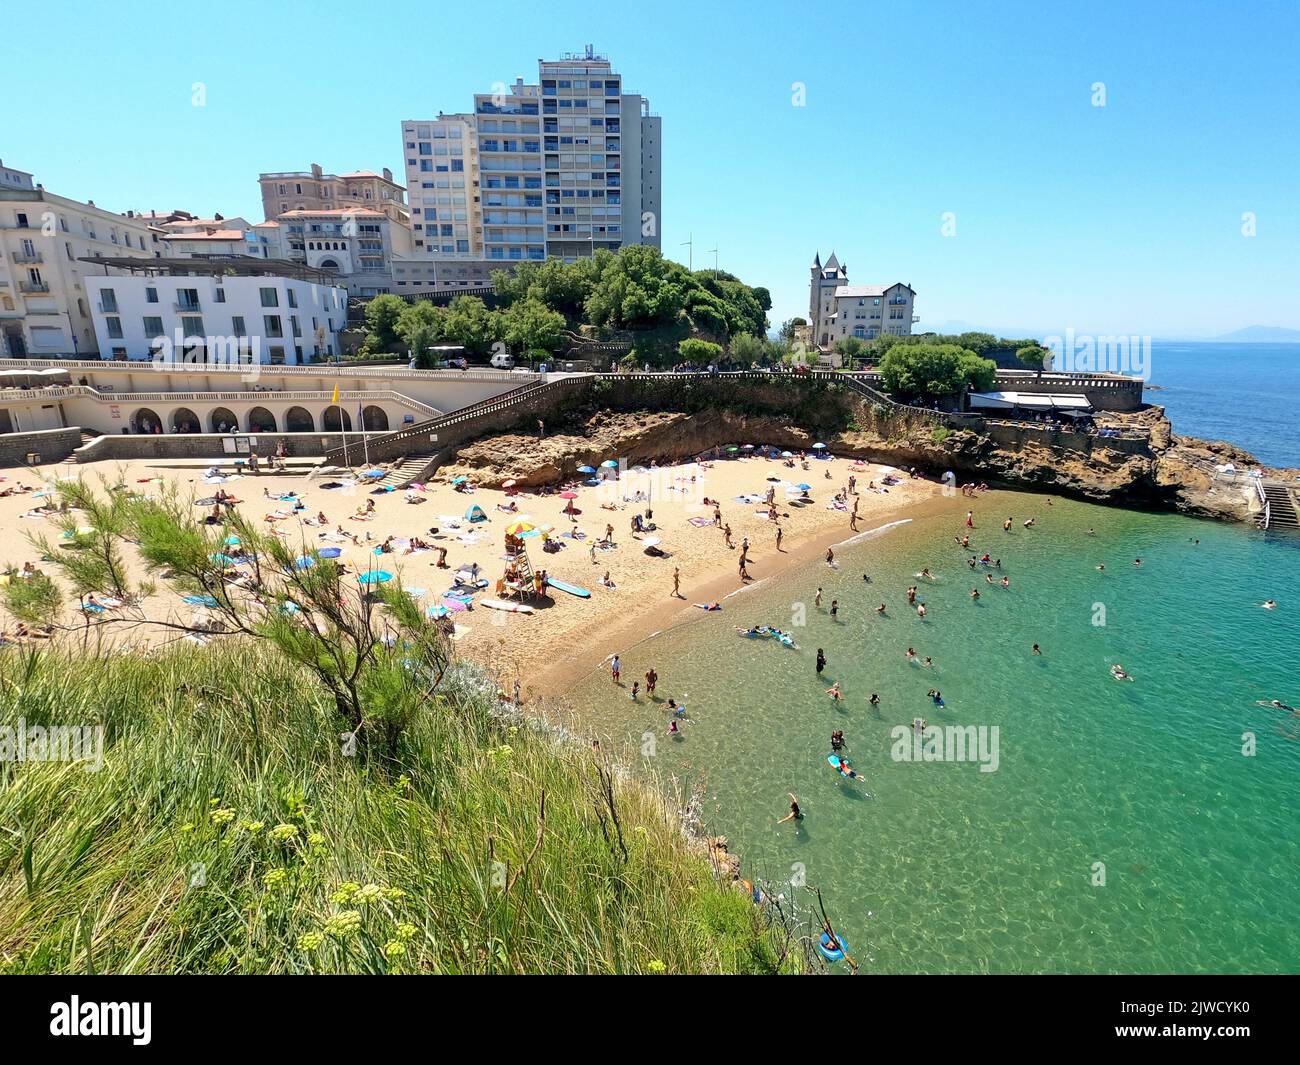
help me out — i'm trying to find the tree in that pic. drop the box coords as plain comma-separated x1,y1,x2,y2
396,301,446,368
677,338,723,365
878,343,996,397
956,331,997,355
500,297,566,355
1016,343,1051,372
778,318,806,346
585,245,689,330
441,295,500,357
834,336,868,363
729,333,769,366
362,294,406,353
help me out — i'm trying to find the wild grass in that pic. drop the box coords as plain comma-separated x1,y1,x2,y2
0,644,800,974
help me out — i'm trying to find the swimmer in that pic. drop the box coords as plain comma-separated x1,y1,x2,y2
1096,564,1105,571
917,603,926,618
776,794,803,825
830,729,845,752
816,648,826,674
923,656,933,668
832,755,864,781
830,598,839,621
869,692,880,707
1261,600,1276,610
1003,518,1012,532
667,698,687,716
876,602,887,615
906,647,917,662
928,689,945,707
970,588,981,600
826,682,843,701
919,568,933,580
815,587,823,609
1023,518,1035,528
862,573,872,583
1032,644,1041,656
1000,576,1010,588
1133,559,1142,567
825,548,836,567
1110,664,1134,682
1267,699,1297,713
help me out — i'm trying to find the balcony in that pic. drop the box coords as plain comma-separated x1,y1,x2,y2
173,301,202,313
888,297,909,305
11,250,42,264
18,280,49,293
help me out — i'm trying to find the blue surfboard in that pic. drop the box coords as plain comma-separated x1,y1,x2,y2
546,578,591,598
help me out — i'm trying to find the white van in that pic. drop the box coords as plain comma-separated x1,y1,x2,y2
490,351,515,370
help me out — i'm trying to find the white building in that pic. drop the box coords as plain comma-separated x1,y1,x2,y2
81,258,348,365
398,47,661,293
0,169,159,358
808,252,917,349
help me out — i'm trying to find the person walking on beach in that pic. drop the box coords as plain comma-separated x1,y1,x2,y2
672,566,681,598
849,510,858,532
1004,517,1012,532
724,523,733,549
826,547,835,567
966,511,974,528
776,525,784,552
645,668,658,697
611,655,621,683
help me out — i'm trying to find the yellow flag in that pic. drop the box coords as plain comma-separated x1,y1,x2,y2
331,384,340,405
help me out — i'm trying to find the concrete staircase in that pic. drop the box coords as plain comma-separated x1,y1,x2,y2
372,452,437,488
1260,482,1299,529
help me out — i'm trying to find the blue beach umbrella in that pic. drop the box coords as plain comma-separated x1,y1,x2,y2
358,570,393,585
600,460,618,468
223,535,241,547
576,465,596,474
183,594,220,607
293,555,316,570
796,483,812,491
318,547,343,558
210,553,239,566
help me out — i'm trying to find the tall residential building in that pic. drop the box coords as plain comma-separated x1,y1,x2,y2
808,252,918,349
399,48,661,294
0,167,159,358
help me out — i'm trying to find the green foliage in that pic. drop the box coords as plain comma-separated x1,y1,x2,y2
363,294,406,354
834,336,867,361
500,297,566,355
878,343,997,397
931,426,954,444
395,301,446,368
2,572,62,626
441,295,501,357
728,332,777,365
1016,343,1051,370
677,338,724,364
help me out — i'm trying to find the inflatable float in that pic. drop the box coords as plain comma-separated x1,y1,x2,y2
818,931,849,963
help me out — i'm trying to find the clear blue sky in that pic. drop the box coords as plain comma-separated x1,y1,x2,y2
7,0,1298,337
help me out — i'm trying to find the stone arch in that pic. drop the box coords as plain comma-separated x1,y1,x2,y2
284,405,314,433
209,406,238,433
132,407,162,434
171,407,201,433
322,405,352,432
247,406,277,432
361,405,389,431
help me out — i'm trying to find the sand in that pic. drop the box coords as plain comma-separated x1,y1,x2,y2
0,451,942,694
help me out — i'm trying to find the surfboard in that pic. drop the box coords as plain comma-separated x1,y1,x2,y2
546,578,591,598
480,598,535,614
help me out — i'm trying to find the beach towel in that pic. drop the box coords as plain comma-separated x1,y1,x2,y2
687,516,714,527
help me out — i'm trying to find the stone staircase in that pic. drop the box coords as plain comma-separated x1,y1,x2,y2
370,452,437,488
1260,482,1299,529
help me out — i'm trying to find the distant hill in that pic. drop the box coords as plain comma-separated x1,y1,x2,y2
1212,325,1300,343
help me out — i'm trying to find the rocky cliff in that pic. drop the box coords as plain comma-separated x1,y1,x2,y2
440,400,1293,526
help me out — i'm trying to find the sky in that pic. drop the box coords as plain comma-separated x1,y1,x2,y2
6,0,1299,338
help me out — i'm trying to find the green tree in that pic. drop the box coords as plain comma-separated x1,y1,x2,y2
585,245,689,330
878,343,996,397
778,318,806,346
441,295,500,357
500,296,566,355
363,294,406,353
395,301,446,368
729,332,769,365
834,336,868,362
1016,343,1051,372
677,338,723,365
956,331,998,354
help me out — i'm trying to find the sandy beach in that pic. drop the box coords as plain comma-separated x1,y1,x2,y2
0,449,943,696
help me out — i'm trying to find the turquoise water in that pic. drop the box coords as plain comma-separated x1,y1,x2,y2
568,494,1300,973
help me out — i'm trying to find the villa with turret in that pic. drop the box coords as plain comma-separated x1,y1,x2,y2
809,252,918,350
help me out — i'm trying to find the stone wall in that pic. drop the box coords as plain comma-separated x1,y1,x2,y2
72,431,385,464
0,427,84,467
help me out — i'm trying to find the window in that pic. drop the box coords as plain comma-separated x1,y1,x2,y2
287,289,297,308
146,287,158,304
214,288,226,303
260,287,279,307
181,316,205,337
176,289,201,312
264,315,283,337
231,316,246,335
291,315,301,336
143,317,164,339
100,289,118,313
106,317,123,339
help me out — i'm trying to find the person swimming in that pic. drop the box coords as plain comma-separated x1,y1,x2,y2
906,647,917,662
1110,664,1134,681
776,794,803,825
830,729,845,751
826,682,843,701
1262,600,1276,610
928,689,945,707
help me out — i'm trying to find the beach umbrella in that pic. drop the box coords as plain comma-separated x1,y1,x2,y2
642,536,662,547
210,553,239,566
293,555,316,570
725,446,740,453
559,490,579,500
505,520,535,535
781,451,794,458
451,475,470,485
318,547,343,558
600,460,618,468
501,479,517,488
795,483,812,491
742,444,755,450
358,570,393,585
576,465,596,474
519,529,541,539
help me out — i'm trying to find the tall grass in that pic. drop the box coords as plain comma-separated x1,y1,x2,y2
0,645,800,974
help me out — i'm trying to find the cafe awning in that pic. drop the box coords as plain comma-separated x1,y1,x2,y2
969,391,1091,411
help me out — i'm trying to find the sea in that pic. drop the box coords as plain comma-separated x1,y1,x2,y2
565,343,1300,973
